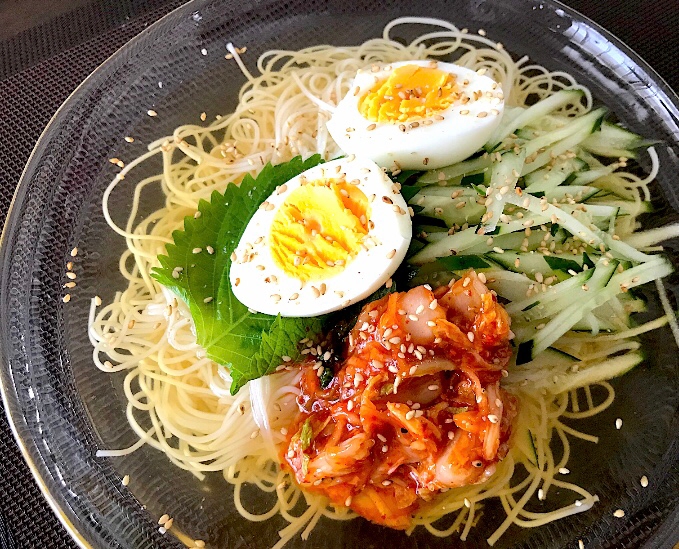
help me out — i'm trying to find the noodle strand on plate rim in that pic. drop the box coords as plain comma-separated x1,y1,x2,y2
89,17,676,547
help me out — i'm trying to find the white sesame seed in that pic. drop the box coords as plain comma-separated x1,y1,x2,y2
640,475,649,488
147,109,158,117
487,414,498,423
579,541,585,549
467,331,475,342
62,294,71,303
158,514,170,525
558,467,570,475
405,410,416,420
66,272,77,280
347,400,354,411
408,315,419,322
615,418,623,430
345,496,352,506
94,295,102,306
613,509,625,518
538,488,545,500
70,247,78,258
122,475,130,486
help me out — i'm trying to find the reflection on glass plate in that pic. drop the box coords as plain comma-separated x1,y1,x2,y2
1,1,679,548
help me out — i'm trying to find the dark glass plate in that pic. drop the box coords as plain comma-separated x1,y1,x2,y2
1,0,679,547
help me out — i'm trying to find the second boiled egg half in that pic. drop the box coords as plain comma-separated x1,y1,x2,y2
229,157,412,317
326,60,505,170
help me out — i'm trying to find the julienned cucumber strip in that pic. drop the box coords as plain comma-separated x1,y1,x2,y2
570,165,617,185
416,155,491,185
518,260,619,359
581,121,659,159
485,251,587,279
519,261,616,323
521,114,605,176
483,149,526,233
523,158,587,193
463,229,547,255
503,192,655,263
507,350,643,393
409,212,550,265
505,268,594,315
482,270,534,302
409,227,487,264
519,257,672,359
524,108,607,157
437,255,492,270
485,89,586,150
543,255,584,273
416,194,485,227
543,186,601,203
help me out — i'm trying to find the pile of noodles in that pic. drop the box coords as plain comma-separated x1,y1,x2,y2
89,17,675,547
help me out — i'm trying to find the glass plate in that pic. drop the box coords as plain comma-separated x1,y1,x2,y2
1,0,679,547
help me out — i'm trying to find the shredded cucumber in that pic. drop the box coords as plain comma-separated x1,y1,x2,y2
486,89,587,150
404,94,673,391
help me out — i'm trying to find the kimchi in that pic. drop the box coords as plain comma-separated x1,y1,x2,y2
284,271,517,529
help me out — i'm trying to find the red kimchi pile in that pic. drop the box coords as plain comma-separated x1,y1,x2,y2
284,271,518,529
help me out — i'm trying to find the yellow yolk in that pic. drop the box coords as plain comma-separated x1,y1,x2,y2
269,178,370,281
358,65,458,123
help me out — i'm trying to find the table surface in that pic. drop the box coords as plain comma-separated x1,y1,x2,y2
0,1,678,548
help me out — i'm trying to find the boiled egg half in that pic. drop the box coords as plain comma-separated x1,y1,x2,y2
326,60,505,170
229,157,412,317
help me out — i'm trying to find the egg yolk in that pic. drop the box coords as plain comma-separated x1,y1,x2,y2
358,65,459,124
269,178,370,281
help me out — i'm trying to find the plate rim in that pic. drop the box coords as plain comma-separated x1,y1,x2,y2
1,0,678,547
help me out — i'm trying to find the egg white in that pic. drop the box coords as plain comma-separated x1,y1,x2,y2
229,157,412,317
326,60,505,170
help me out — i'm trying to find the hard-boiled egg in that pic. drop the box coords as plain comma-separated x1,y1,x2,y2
326,60,504,170
229,157,412,317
